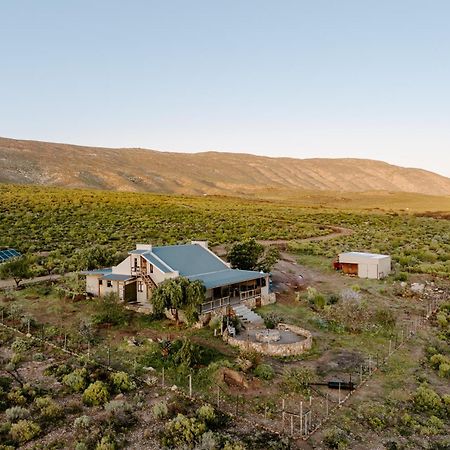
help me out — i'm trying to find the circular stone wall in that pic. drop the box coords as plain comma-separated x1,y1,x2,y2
225,323,313,357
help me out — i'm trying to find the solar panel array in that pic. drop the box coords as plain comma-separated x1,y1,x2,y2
0,249,21,263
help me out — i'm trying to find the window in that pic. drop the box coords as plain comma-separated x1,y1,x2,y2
107,280,112,288
99,280,103,286
150,264,154,273
138,281,144,292
133,258,138,270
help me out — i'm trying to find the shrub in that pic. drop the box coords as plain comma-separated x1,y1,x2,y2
109,371,136,393
254,364,275,381
11,337,32,354
104,400,134,428
10,419,40,444
95,435,117,450
395,272,408,281
412,385,442,415
262,312,283,329
160,413,206,449
74,415,91,431
438,363,450,378
82,381,110,406
63,368,89,393
282,367,314,395
92,293,129,326
34,396,62,420
197,404,216,426
152,401,169,420
5,406,29,422
323,426,349,449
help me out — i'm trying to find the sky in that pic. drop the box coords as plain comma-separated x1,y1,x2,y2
0,1,449,177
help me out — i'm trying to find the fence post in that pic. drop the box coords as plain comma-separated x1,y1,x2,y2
188,374,192,397
64,334,67,350
107,346,111,366
290,414,294,436
326,393,329,418
162,367,165,387
217,386,220,408
300,401,303,434
338,382,341,405
282,398,285,430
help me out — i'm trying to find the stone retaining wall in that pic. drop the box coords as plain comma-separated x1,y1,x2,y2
225,322,313,357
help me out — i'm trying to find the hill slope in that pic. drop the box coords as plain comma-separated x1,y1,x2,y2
1,136,450,196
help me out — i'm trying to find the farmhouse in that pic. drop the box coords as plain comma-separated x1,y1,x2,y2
334,252,391,279
82,241,272,314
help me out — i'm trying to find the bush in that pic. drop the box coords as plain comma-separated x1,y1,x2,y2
63,368,88,393
262,312,283,329
412,385,443,415
5,406,29,422
254,364,275,381
104,400,134,428
95,435,117,450
74,415,91,431
152,401,169,420
160,413,206,449
34,396,62,420
197,404,216,426
282,367,314,395
11,337,32,354
10,419,40,444
92,293,129,326
82,381,110,406
323,426,349,449
109,371,136,393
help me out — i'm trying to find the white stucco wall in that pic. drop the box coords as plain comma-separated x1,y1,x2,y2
86,275,100,296
112,256,132,275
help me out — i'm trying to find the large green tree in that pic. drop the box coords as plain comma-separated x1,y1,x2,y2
227,239,280,272
0,255,34,288
152,277,205,325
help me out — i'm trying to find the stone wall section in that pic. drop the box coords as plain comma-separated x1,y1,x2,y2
225,322,312,357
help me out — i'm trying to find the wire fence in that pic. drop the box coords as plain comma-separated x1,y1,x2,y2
0,293,445,442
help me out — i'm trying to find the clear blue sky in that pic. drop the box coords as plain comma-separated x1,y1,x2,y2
1,1,449,177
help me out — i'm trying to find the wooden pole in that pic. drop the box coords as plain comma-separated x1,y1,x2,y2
235,396,239,415
188,374,192,397
389,339,392,356
27,318,30,335
290,414,294,436
338,382,341,405
64,334,67,350
107,346,111,366
326,393,329,417
282,398,285,429
217,386,220,408
300,401,303,434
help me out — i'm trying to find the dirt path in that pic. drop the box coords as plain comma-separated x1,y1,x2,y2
0,274,65,290
256,225,353,247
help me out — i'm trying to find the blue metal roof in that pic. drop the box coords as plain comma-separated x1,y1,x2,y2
141,252,173,273
152,244,228,277
188,269,265,290
0,249,21,263
80,268,112,275
101,273,134,281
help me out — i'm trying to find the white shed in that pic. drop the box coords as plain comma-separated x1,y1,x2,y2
337,252,391,279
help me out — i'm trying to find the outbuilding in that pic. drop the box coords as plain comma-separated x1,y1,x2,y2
335,252,391,279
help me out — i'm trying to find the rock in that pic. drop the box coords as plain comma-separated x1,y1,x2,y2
222,368,249,389
171,385,178,391
115,393,124,400
411,283,425,293
144,366,156,372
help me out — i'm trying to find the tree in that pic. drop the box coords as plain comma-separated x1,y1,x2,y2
152,277,206,325
0,255,33,288
227,239,280,272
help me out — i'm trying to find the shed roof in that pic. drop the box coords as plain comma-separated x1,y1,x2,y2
187,269,265,290
339,252,390,260
151,244,228,277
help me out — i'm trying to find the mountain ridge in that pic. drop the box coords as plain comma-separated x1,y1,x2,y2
1,136,449,196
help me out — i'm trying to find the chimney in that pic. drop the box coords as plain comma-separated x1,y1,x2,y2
191,240,208,249
136,244,152,251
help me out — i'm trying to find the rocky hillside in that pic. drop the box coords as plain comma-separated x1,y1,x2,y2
1,136,449,196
